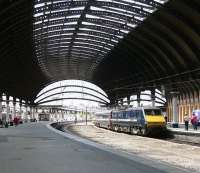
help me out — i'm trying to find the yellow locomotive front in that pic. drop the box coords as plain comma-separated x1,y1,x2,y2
144,108,166,129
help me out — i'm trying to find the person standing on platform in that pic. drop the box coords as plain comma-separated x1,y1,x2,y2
191,113,198,130
184,113,189,131
14,117,18,127
74,116,77,124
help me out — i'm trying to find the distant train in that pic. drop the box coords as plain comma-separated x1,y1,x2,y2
94,107,166,136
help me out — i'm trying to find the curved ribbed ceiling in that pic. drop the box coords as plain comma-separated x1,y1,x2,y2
93,0,200,101
1,0,199,103
33,0,168,81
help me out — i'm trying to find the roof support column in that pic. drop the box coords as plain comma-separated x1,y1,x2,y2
151,89,155,107
0,93,2,120
127,95,131,106
61,109,64,120
13,97,16,120
137,92,140,107
19,100,22,118
30,106,33,120
6,95,10,123
25,101,28,122
33,106,37,120
109,96,117,107
120,99,123,106
171,92,179,127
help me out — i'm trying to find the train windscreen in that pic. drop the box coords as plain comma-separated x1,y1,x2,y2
144,109,161,116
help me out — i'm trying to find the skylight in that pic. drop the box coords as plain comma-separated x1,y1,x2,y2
33,0,168,80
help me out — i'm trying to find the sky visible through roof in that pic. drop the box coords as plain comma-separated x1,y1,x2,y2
33,0,168,81
32,0,168,110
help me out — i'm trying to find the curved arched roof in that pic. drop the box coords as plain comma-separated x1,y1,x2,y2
93,0,200,100
33,0,167,81
0,0,200,103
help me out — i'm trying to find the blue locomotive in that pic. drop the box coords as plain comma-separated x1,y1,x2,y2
94,107,166,136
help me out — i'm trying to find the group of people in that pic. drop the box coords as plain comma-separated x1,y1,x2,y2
0,117,20,128
184,113,199,130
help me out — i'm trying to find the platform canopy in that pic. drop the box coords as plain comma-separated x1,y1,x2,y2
0,0,200,103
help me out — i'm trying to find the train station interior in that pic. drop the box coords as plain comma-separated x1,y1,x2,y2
0,0,200,173
1,0,200,124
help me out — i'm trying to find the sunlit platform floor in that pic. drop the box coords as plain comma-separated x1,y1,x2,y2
168,125,200,136
0,122,190,173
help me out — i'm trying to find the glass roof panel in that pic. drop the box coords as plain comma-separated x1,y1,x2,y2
33,0,168,80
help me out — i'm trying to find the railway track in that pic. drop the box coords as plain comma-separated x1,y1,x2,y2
52,122,200,148
97,125,200,147
166,138,200,147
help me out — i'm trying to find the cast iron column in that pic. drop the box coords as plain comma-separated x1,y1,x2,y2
0,93,2,120
30,106,33,120
25,102,28,122
19,100,22,118
127,96,130,106
6,95,9,122
151,89,156,107
137,92,140,107
13,97,16,119
170,92,179,127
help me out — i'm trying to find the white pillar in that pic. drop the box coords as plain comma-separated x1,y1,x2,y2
19,103,22,117
61,110,64,120
13,102,16,119
6,97,9,122
30,107,32,120
13,97,16,119
25,105,28,121
35,107,38,120
85,107,87,125
0,94,2,120
172,95,178,123
32,107,36,119
59,110,62,120
32,107,35,119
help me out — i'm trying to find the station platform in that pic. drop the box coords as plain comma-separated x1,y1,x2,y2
0,122,189,173
167,124,200,145
167,124,200,136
